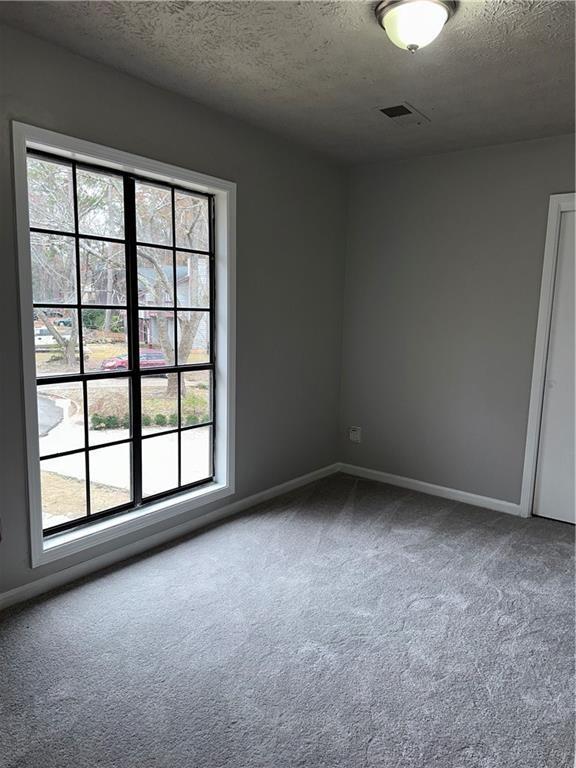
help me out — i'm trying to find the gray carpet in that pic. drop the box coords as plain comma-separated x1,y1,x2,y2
1,473,574,768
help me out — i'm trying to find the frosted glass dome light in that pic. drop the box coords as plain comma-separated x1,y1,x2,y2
376,0,455,53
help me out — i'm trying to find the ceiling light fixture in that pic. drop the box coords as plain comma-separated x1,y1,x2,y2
375,0,456,53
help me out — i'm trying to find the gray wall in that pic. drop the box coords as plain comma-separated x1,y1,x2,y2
0,25,347,594
1,22,573,600
340,134,575,502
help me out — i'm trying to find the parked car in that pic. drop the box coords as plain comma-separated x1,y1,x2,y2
34,328,71,347
100,353,129,370
100,350,168,370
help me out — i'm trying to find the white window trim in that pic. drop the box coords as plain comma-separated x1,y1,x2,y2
12,122,236,568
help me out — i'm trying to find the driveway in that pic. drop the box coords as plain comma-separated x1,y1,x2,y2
38,395,63,436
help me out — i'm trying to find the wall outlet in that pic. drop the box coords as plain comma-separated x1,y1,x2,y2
349,426,362,443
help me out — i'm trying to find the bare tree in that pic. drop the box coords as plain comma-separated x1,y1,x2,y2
35,309,78,368
29,159,209,390
29,158,123,368
136,187,209,395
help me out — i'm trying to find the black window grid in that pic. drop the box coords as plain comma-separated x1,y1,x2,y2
29,149,216,537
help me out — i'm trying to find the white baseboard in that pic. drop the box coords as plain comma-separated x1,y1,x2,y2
338,463,524,517
0,460,526,612
0,462,341,612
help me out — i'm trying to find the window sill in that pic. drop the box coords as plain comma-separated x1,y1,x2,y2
35,481,233,567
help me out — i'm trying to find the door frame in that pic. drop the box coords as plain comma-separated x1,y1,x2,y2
520,192,575,517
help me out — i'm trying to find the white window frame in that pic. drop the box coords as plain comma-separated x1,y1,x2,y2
12,122,236,567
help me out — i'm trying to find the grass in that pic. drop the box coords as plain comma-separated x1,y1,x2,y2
41,471,129,523
35,342,125,375
141,381,209,423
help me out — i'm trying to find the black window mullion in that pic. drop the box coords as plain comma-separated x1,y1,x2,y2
124,175,142,507
177,372,182,487
172,187,178,366
30,226,125,245
71,161,84,377
82,379,92,517
72,162,92,516
171,188,182,486
209,195,216,479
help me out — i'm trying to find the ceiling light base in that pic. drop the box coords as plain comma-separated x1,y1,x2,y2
375,0,456,26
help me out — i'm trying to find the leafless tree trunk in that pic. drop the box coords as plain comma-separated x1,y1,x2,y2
103,266,114,331
37,309,78,368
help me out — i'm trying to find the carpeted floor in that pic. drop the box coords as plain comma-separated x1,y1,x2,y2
1,473,574,768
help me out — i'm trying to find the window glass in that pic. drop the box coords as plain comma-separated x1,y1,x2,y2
27,156,74,232
138,246,174,306
77,168,124,238
31,233,76,304
27,152,215,535
175,190,209,251
80,240,126,305
34,308,79,377
136,182,172,246
142,433,178,498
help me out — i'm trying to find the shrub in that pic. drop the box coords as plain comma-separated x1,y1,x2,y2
91,414,105,430
110,314,124,333
105,415,119,429
120,414,130,429
154,414,167,427
142,414,152,427
186,414,199,426
83,309,105,330
168,413,178,427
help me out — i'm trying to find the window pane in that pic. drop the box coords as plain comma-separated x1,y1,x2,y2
83,309,129,373
141,373,178,435
181,370,211,427
175,191,209,251
34,308,79,377
142,433,178,497
41,453,87,530
27,156,74,232
87,377,130,446
139,311,175,367
137,246,174,306
31,233,76,304
181,426,212,486
77,168,124,238
177,311,210,365
38,381,84,457
80,240,126,305
136,182,172,246
176,252,209,308
89,444,132,513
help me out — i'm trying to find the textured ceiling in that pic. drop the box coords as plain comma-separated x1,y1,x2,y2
0,1,574,163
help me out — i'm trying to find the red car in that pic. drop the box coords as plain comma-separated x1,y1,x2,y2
100,350,168,370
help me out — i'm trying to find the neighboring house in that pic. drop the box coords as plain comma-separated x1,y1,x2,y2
138,261,209,352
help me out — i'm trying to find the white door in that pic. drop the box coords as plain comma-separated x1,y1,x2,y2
533,209,575,523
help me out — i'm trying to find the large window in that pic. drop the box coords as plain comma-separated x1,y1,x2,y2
14,125,234,566
18,138,232,543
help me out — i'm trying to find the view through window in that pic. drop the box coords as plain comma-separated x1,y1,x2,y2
28,151,215,534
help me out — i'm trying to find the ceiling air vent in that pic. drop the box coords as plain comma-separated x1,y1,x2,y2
379,102,430,128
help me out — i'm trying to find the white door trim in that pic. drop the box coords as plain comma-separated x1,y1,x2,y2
520,192,575,518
